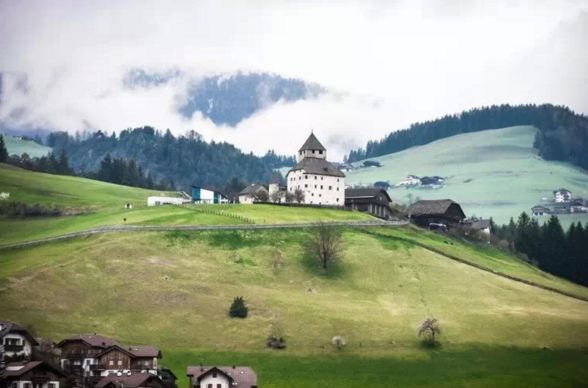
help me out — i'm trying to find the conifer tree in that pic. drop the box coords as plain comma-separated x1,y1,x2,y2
0,135,9,163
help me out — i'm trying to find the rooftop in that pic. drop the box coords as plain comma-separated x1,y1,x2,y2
299,133,326,151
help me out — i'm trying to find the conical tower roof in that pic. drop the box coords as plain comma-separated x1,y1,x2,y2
299,132,326,151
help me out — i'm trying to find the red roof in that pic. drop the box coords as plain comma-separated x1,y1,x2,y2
95,372,163,388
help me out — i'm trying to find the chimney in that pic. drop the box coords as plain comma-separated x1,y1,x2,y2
232,366,235,369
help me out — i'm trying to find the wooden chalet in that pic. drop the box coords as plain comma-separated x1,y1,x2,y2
345,188,394,219
0,361,66,388
57,334,119,376
93,345,161,376
406,199,466,228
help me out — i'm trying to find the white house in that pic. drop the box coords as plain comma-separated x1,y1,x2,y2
395,175,421,187
553,188,572,203
191,186,228,204
286,133,346,206
238,184,268,204
187,366,257,388
147,196,190,206
0,322,38,366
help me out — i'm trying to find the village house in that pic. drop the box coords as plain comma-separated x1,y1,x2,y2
570,198,588,213
0,361,66,388
94,371,166,388
268,176,286,203
553,188,572,203
237,184,269,204
531,205,551,216
395,175,420,187
191,186,228,204
93,345,161,377
345,188,394,219
186,366,257,388
147,197,190,207
406,199,466,228
286,133,345,206
420,176,444,188
0,322,39,367
57,334,119,377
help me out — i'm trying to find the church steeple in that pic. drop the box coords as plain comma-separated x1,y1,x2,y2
298,132,327,162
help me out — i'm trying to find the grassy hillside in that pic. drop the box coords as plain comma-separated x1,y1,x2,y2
347,126,588,227
4,136,53,158
1,228,587,387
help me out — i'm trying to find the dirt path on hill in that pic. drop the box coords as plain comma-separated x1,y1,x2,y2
0,220,407,250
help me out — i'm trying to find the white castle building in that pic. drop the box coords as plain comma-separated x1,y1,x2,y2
286,133,345,206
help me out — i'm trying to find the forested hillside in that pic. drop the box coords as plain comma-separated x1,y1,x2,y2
347,104,588,170
46,127,295,190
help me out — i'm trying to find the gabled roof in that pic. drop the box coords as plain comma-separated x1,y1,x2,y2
345,188,391,202
95,345,161,359
0,322,39,346
471,219,491,230
288,157,345,178
95,372,163,388
299,133,326,151
0,361,66,378
57,334,119,349
553,188,571,194
187,366,257,388
238,184,267,196
406,199,465,218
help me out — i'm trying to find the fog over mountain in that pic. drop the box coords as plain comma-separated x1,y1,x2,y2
0,0,586,160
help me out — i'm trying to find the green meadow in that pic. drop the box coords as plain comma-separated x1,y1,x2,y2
3,136,53,158
1,228,587,387
346,126,588,228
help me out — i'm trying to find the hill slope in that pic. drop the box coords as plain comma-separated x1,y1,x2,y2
0,228,587,387
347,126,588,226
4,136,52,158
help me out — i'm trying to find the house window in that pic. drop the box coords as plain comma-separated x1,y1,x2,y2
314,176,317,180
329,186,332,190
207,384,212,388
24,384,31,388
312,150,315,154
305,175,308,179
212,373,217,378
319,150,323,154
320,185,323,189
311,193,314,196
337,179,339,182
336,198,339,202
321,177,323,180
337,188,339,191
305,184,308,188
319,194,322,197
49,384,56,388
217,385,222,388
118,360,122,366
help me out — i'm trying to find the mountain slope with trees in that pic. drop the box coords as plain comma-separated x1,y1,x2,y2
347,104,588,171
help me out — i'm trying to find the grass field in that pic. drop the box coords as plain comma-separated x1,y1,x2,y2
1,228,587,387
347,126,588,228
3,136,53,158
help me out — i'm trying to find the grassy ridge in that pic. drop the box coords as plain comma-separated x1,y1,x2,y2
346,126,588,227
4,137,52,158
1,229,587,387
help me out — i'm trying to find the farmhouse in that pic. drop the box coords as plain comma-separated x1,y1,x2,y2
345,188,393,219
238,184,268,204
531,205,551,216
191,186,228,204
570,198,588,213
57,334,119,376
0,322,38,366
186,366,257,388
553,188,572,203
147,197,190,206
93,345,161,377
406,199,466,228
94,371,166,388
286,133,345,206
395,175,420,187
0,361,66,388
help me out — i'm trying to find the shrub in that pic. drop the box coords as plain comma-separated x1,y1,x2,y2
266,334,286,349
331,335,346,350
229,296,248,318
417,317,441,347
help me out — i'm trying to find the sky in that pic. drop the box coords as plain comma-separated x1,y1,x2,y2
0,0,586,160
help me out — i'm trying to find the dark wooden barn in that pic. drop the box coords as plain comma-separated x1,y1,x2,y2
345,188,393,219
406,199,466,228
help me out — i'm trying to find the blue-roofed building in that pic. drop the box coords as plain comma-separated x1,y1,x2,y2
191,186,228,204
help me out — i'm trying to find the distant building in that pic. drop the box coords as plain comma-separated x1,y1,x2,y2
420,176,444,188
531,205,550,216
57,334,119,377
186,366,257,388
191,186,228,204
94,371,166,388
553,188,572,203
466,219,492,236
0,322,39,366
286,133,345,206
93,345,161,377
395,175,420,187
345,188,393,219
406,199,466,228
0,361,66,388
238,184,268,204
570,198,588,213
147,197,190,206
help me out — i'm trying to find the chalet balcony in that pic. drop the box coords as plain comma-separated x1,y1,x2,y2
89,364,105,371
4,344,24,352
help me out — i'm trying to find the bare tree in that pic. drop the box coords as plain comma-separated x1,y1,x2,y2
284,190,295,203
293,188,305,204
252,189,269,203
331,335,346,350
270,189,284,203
417,317,441,345
305,222,345,271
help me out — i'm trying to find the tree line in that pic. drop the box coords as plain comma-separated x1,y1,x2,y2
346,104,588,171
492,213,588,286
45,126,294,190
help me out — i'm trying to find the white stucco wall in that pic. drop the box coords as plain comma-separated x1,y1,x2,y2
238,195,254,204
1,334,32,358
10,381,60,388
287,170,345,206
297,149,326,162
199,374,230,388
147,197,189,206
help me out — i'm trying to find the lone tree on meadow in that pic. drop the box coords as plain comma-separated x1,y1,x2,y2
252,189,269,203
305,222,345,271
293,188,305,204
331,335,346,350
229,296,249,318
417,317,441,346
